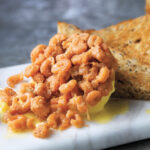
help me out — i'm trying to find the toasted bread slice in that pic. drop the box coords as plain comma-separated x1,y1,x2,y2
58,16,150,100
58,22,82,36
146,0,150,14
57,21,95,36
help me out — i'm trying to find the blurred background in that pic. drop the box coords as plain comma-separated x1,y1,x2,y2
0,0,145,68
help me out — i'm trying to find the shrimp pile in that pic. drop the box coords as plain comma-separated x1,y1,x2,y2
0,33,116,138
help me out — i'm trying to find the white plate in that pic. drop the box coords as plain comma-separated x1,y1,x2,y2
1,64,150,150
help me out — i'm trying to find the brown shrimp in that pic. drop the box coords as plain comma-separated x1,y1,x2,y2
7,73,24,88
31,96,50,119
71,114,84,128
51,59,71,74
10,94,32,114
96,66,110,83
86,90,101,105
24,64,40,78
87,35,103,48
31,44,47,63
59,80,77,94
40,57,55,77
33,123,50,138
32,73,45,83
8,115,27,131
0,88,16,105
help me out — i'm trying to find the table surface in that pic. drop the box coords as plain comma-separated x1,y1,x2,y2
0,0,149,149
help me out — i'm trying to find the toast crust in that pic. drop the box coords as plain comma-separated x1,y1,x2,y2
146,0,150,14
58,22,82,36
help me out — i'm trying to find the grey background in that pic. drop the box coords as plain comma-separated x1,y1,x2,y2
0,0,145,68
0,0,149,149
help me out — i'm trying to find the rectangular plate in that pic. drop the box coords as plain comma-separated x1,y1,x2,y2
1,64,150,150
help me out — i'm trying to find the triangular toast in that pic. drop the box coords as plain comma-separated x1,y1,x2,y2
58,15,150,100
